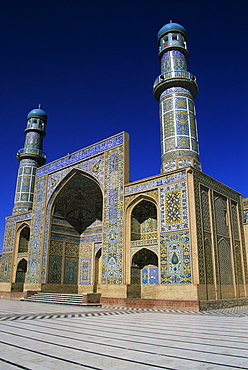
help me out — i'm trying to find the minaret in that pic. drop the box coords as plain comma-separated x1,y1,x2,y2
13,107,47,214
153,22,201,173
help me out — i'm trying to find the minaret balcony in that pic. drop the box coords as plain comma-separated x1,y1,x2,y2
17,148,46,165
153,70,198,100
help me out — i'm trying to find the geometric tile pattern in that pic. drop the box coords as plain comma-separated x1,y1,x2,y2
142,267,159,284
64,257,78,284
160,231,191,284
47,255,62,284
161,51,187,74
217,238,233,286
26,176,47,283
159,82,200,170
125,171,186,195
102,146,124,284
194,170,248,287
79,258,91,285
46,154,105,203
160,181,188,232
36,133,124,177
2,223,16,253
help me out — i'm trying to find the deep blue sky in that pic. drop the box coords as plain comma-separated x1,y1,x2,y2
0,0,248,251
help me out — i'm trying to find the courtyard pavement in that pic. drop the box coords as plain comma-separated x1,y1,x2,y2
0,299,248,369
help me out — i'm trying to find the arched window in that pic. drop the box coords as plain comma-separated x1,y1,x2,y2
131,200,157,241
15,258,27,283
131,248,158,285
18,226,30,253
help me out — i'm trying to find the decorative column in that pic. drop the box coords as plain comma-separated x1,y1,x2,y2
153,22,201,173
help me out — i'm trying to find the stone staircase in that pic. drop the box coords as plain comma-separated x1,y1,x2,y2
25,292,100,306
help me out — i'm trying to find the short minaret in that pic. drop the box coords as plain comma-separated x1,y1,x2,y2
153,22,201,173
13,107,47,214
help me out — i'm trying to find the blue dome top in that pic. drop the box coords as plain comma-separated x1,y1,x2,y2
158,22,187,38
27,108,47,120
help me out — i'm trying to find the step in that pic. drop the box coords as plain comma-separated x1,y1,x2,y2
25,292,101,306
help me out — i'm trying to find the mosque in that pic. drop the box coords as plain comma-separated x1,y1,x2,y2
0,22,248,310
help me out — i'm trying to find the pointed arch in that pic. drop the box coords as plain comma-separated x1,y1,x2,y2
48,168,103,211
130,198,157,241
17,224,30,253
15,258,27,283
46,169,103,288
131,248,158,285
217,238,233,286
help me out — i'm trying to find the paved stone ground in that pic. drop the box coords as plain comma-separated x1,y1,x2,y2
0,299,248,369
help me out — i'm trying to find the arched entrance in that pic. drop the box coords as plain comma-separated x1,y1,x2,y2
131,200,157,241
15,258,27,283
18,226,30,253
47,171,103,291
131,248,158,285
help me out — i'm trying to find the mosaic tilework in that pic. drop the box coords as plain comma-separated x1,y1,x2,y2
26,176,47,283
204,236,214,284
37,133,124,177
125,171,186,195
49,240,63,255
131,267,140,284
163,160,176,172
160,86,200,171
193,170,247,286
161,51,187,73
214,195,229,237
2,223,16,253
124,190,158,209
200,187,211,232
47,255,62,284
231,202,239,240
218,238,233,285
234,241,243,285
130,240,158,249
46,154,105,203
79,258,91,285
178,158,192,168
160,181,188,232
0,253,13,282
80,234,102,243
41,168,104,283
64,257,78,284
102,147,124,284
5,212,32,224
160,231,191,284
80,243,92,257
130,245,158,258
142,267,158,284
79,243,92,285
160,87,193,99
13,159,38,212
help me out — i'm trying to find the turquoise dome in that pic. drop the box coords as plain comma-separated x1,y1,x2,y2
158,22,187,38
27,108,47,120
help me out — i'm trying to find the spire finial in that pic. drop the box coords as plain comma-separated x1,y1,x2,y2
170,19,172,23
38,103,41,109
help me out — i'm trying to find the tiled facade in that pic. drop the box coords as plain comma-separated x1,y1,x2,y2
0,22,248,310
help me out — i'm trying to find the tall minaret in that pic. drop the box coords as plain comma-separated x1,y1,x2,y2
153,22,201,173
13,107,47,214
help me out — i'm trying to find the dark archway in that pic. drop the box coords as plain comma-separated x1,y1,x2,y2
47,172,103,287
18,226,30,253
131,248,158,285
15,258,27,283
131,200,157,241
